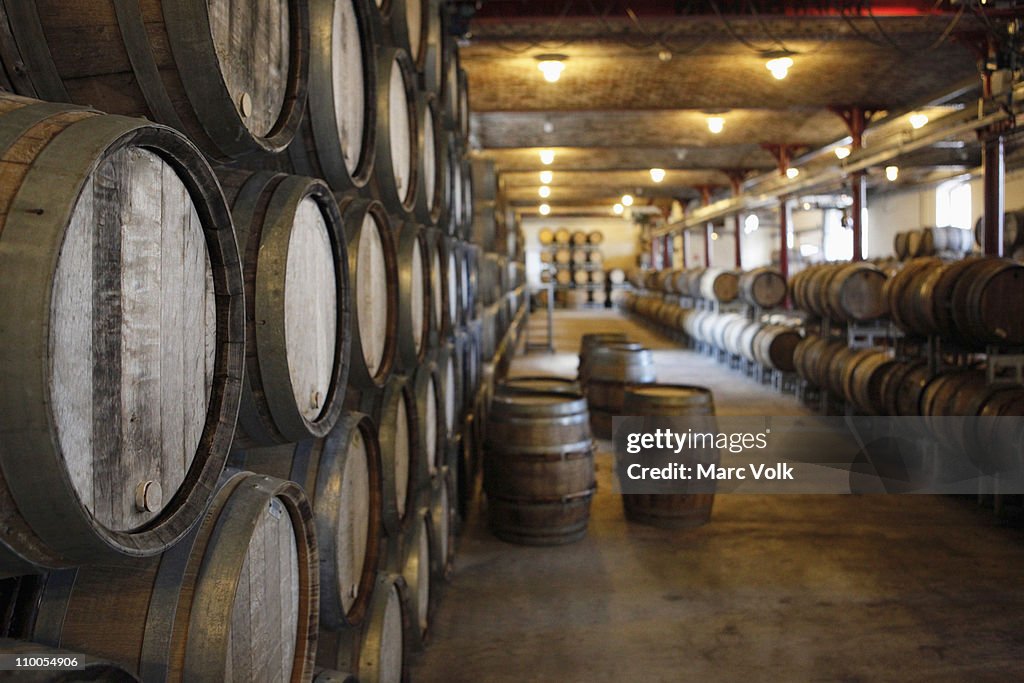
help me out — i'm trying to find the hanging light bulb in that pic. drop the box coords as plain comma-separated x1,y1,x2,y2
539,149,555,165
786,167,799,179
621,194,634,207
536,55,567,83
649,168,666,183
886,166,899,181
539,203,551,215
765,56,793,80
539,170,553,184
835,147,851,160
539,186,551,198
909,113,929,129
711,232,719,241
613,203,624,215
706,116,725,134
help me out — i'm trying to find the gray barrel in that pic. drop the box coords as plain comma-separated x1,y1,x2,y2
395,221,431,370
19,471,319,682
0,95,244,575
377,375,421,535
0,1,309,162
484,391,596,545
339,197,399,388
621,385,717,528
374,48,419,215
400,507,434,649
290,0,378,192
415,93,445,225
751,325,802,372
586,343,657,439
578,333,629,384
219,170,350,446
428,467,457,580
414,362,446,481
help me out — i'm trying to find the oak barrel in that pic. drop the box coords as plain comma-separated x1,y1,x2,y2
400,508,434,649
413,362,446,481
374,48,419,214
219,170,350,446
484,391,596,545
738,267,787,308
0,95,243,575
699,268,740,302
376,375,421,535
578,333,629,385
415,94,445,225
339,198,399,388
0,0,309,161
18,471,318,682
621,384,717,528
751,325,802,372
395,222,431,369
586,343,657,438
824,262,889,322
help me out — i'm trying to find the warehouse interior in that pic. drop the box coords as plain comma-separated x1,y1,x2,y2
0,1,1021,682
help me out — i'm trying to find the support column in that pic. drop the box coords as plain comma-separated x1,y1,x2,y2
983,132,1005,256
662,234,673,269
695,185,717,267
779,198,790,306
829,106,877,261
725,170,748,269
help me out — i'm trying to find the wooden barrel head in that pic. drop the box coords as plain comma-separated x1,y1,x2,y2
396,224,429,369
415,364,442,477
333,0,371,176
359,574,407,683
401,510,433,645
52,147,215,533
421,99,440,217
377,376,418,533
210,0,292,139
430,235,445,333
377,49,418,213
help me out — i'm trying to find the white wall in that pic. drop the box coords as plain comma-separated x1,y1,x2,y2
522,216,640,285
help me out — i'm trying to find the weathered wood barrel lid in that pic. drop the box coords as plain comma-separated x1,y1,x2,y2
338,197,399,388
427,229,447,338
413,362,446,480
357,573,409,683
414,93,444,225
428,471,455,581
375,48,419,215
395,221,431,369
624,384,715,412
401,508,434,647
377,376,420,535
223,171,351,445
311,413,384,630
499,376,582,395
0,96,243,568
296,0,378,191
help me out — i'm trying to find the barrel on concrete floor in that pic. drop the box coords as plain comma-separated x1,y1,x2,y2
484,391,596,545
621,385,718,528
586,342,657,438
18,471,318,682
578,333,629,385
0,1,309,162
219,170,350,446
0,95,244,576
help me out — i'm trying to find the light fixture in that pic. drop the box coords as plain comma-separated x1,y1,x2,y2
885,165,899,181
539,186,551,198
835,146,851,160
786,167,799,179
711,232,719,241
539,149,555,165
539,203,551,215
765,56,794,80
539,170,553,184
744,214,759,234
706,116,725,134
802,202,811,211
658,50,673,62
909,113,929,129
613,203,624,215
535,54,567,83
621,194,634,207
649,168,666,183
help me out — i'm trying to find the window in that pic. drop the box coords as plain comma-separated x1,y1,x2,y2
936,180,971,230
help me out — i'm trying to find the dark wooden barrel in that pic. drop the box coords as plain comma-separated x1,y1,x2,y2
228,413,385,631
846,351,898,415
620,385,717,528
886,256,943,335
738,267,787,308
880,361,931,416
438,340,464,440
428,467,457,580
586,343,657,438
290,0,377,192
0,1,309,161
399,506,434,649
974,213,1022,253
906,229,924,258
0,639,139,682
374,48,419,215
339,197,399,388
751,326,802,372
415,93,444,225
484,391,595,545
0,95,243,575
439,28,461,132
218,170,350,446
699,268,740,302
15,471,318,682
394,221,431,370
894,232,910,260
376,375,421,535
824,262,889,322
578,333,629,383
950,257,1024,346
414,362,446,482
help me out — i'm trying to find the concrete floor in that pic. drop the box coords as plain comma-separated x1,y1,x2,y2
410,310,1024,683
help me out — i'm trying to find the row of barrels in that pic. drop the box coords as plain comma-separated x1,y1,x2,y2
541,246,604,265
539,228,604,246
634,266,788,309
0,0,474,235
788,261,892,323
973,212,1024,258
542,267,608,286
893,226,972,260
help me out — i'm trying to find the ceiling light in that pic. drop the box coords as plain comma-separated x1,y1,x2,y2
886,165,899,181
539,186,551,198
543,120,554,133
535,54,567,83
765,56,793,80
539,170,553,184
621,194,634,207
909,113,929,129
786,167,799,179
613,203,624,215
658,50,673,62
835,147,851,160
649,168,666,183
539,149,555,165
539,203,551,215
706,116,725,134
711,232,719,241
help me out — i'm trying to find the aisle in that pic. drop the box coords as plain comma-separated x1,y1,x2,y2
410,310,1024,683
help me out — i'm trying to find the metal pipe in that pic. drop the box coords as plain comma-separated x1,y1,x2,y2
983,134,1005,256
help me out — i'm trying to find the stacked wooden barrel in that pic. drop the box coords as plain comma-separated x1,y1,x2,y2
0,3,503,680
893,226,972,260
584,342,657,438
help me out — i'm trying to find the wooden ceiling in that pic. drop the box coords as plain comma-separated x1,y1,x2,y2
460,1,993,217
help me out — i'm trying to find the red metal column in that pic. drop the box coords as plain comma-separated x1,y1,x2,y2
662,234,673,268
983,134,1005,256
726,171,747,269
683,231,691,268
830,106,877,261
696,185,715,267
779,198,790,306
